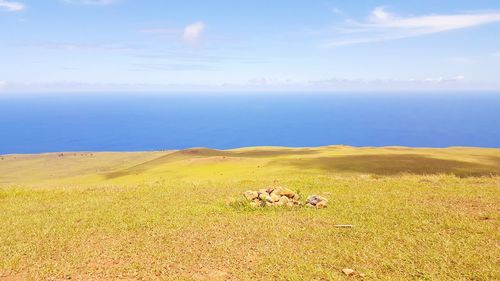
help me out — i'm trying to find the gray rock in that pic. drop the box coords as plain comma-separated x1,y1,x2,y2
270,193,281,202
258,189,269,195
306,195,328,206
276,196,289,206
243,191,258,201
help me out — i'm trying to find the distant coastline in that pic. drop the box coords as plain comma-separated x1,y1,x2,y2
2,144,500,157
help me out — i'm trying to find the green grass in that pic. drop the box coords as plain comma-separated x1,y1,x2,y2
0,146,499,280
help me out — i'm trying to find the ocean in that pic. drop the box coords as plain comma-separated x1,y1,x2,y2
1,92,499,154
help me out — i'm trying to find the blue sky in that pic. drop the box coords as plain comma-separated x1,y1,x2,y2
1,0,500,92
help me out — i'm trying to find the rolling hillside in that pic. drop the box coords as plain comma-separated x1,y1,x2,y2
0,146,499,280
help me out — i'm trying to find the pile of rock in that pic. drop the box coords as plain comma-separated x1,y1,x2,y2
243,187,301,208
243,188,330,209
305,195,328,209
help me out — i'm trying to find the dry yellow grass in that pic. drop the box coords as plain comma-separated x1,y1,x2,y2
0,146,499,280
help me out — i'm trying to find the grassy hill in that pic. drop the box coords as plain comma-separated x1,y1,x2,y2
0,146,499,280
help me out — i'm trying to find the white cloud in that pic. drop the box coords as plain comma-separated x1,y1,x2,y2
311,75,466,85
421,75,465,82
183,22,206,43
0,0,25,12
327,7,500,46
140,22,207,45
369,6,392,22
62,0,118,5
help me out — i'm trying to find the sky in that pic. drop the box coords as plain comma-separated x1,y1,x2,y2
1,0,500,92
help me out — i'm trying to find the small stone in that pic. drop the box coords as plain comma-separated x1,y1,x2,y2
279,196,289,203
258,189,269,195
306,195,319,205
281,188,296,198
316,201,328,209
270,193,281,202
342,268,355,276
292,194,300,201
305,203,315,208
306,195,328,206
276,196,289,206
270,187,283,196
243,191,258,201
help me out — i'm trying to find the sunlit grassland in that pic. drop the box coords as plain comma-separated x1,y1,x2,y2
0,146,499,280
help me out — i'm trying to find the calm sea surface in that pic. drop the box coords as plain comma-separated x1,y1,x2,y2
1,92,499,154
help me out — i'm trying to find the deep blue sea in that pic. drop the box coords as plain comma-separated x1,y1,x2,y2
1,92,499,154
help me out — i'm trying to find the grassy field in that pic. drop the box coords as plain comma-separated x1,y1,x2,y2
0,146,499,280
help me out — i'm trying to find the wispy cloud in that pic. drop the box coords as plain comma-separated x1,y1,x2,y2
131,63,216,72
29,42,137,52
183,21,206,43
141,22,208,45
139,28,178,35
309,75,466,86
0,0,25,12
326,7,500,46
134,51,265,64
4,74,500,93
62,0,119,5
